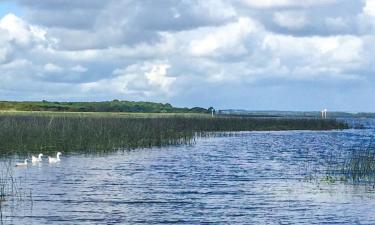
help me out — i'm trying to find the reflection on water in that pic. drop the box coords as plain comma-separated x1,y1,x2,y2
2,128,375,224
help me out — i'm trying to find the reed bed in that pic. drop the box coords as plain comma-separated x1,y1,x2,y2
327,143,375,184
0,113,348,156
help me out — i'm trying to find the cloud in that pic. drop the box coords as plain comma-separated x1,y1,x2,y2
190,17,257,56
145,63,176,94
273,11,307,29
0,13,33,45
237,0,363,36
364,0,375,17
13,0,236,50
0,1,375,111
0,13,47,46
71,65,87,73
81,62,176,99
325,17,347,29
240,0,335,9
360,0,375,33
0,13,56,66
261,34,364,78
44,63,62,73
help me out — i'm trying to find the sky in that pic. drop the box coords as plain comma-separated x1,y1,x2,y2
0,0,374,111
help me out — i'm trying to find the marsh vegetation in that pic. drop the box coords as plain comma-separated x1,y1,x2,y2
325,143,375,185
0,112,348,156
0,160,31,208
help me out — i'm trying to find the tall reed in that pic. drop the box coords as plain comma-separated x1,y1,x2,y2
0,159,25,203
331,143,375,184
0,113,348,156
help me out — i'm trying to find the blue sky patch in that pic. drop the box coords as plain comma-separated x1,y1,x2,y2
0,1,21,17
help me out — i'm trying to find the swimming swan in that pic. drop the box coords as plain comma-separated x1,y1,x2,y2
49,152,62,163
15,159,28,167
32,153,43,163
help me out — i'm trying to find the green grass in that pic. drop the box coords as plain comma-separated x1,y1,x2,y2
0,112,348,156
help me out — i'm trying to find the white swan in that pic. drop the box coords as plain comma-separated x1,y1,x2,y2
15,159,28,167
48,152,62,163
32,153,43,163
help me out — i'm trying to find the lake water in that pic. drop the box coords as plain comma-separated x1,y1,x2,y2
2,123,375,224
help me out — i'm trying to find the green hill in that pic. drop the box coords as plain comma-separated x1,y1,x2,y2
0,100,210,113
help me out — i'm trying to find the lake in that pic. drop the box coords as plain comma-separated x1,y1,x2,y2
2,120,375,224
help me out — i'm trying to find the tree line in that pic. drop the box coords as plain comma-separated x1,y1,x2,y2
0,100,210,113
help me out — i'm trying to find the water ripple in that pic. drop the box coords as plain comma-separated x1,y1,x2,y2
2,128,375,224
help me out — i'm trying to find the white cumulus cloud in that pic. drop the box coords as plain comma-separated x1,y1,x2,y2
0,1,375,110
81,62,176,98
190,17,257,56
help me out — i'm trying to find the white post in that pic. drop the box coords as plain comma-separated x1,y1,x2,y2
324,109,327,119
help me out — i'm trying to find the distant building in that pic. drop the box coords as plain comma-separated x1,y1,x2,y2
321,109,327,119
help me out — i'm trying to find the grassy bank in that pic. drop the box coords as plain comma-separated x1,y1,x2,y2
0,112,348,156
